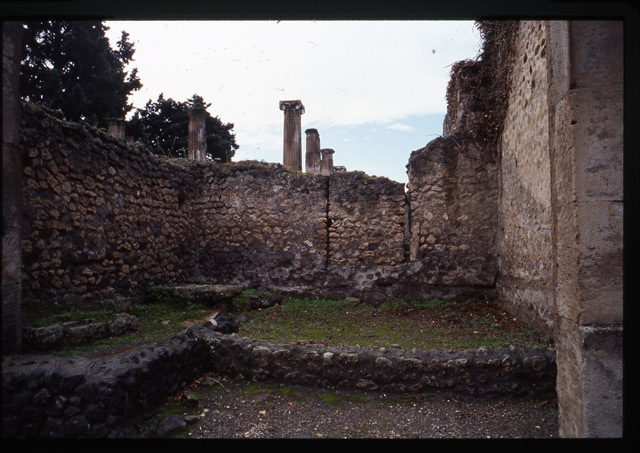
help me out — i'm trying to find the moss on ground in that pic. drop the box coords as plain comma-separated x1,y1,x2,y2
236,296,553,351
24,289,553,357
36,301,212,356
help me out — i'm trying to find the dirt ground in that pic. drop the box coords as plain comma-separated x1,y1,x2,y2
142,375,559,439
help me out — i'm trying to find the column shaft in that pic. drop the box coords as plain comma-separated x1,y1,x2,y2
188,108,207,161
107,119,126,140
320,148,335,176
280,100,305,172
305,128,321,174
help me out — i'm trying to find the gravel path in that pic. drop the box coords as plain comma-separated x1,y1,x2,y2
143,375,558,439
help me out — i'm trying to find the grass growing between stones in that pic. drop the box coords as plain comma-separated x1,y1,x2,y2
237,297,553,352
29,308,118,328
33,301,212,357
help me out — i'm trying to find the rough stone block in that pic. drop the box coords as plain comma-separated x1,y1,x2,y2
145,283,244,308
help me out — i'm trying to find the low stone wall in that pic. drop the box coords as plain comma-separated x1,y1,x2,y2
22,313,139,351
2,325,556,438
200,328,556,397
2,333,210,438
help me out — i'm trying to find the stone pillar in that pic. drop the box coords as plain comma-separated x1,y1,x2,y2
188,108,207,161
279,100,305,172
305,128,321,174
320,148,335,176
2,22,23,354
106,118,126,140
546,20,623,438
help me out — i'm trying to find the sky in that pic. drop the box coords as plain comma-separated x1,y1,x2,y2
104,20,482,184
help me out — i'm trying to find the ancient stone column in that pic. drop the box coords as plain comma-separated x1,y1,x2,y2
188,107,207,161
305,128,321,174
106,118,126,140
279,100,305,172
320,148,335,176
2,22,24,354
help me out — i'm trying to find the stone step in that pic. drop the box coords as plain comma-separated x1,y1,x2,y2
145,284,244,308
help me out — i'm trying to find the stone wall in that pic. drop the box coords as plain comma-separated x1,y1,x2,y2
2,333,210,438
20,103,200,306
544,20,623,438
328,171,406,267
203,328,556,398
495,20,624,437
192,161,328,291
2,325,557,438
497,21,555,335
2,22,24,354
19,104,499,307
406,133,499,289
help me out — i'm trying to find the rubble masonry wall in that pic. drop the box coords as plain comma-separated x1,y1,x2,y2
497,21,555,335
19,102,499,305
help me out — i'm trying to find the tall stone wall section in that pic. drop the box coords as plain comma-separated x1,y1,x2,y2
328,171,406,267
3,22,25,354
406,134,499,290
496,20,623,437
497,21,555,335
19,104,200,306
192,162,328,291
545,21,623,438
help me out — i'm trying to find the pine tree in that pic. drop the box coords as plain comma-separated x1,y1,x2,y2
128,93,238,162
20,20,142,126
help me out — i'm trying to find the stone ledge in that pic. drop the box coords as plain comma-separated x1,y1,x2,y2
2,333,209,439
22,313,139,351
194,327,557,398
145,284,244,308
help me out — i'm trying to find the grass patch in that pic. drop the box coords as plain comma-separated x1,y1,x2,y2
42,301,211,356
237,296,553,351
27,290,553,356
231,288,281,313
30,309,117,328
320,392,371,405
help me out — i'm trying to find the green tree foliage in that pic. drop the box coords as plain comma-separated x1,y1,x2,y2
20,20,142,126
127,94,238,162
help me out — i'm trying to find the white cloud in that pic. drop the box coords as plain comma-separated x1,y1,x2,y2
385,122,414,132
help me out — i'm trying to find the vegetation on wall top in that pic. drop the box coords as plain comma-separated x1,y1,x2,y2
446,20,519,144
